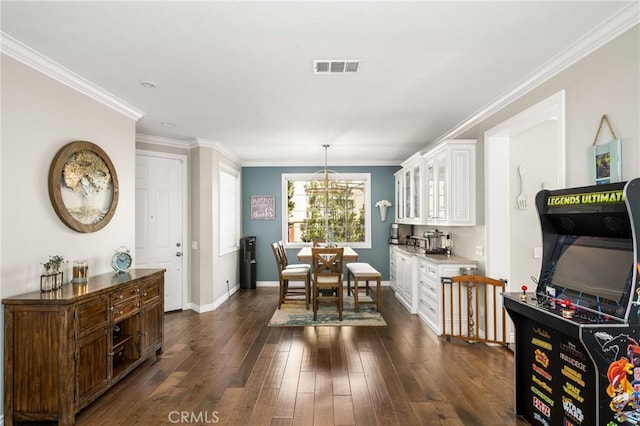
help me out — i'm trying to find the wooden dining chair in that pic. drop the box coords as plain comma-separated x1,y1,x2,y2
312,238,326,247
311,247,344,321
277,240,309,270
271,242,310,309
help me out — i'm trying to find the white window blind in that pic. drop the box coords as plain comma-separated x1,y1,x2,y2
219,164,240,255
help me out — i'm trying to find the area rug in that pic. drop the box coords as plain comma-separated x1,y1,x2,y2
268,296,386,326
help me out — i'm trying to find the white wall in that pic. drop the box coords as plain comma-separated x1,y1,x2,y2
1,55,137,294
189,146,241,311
451,24,640,273
1,54,138,422
509,120,557,288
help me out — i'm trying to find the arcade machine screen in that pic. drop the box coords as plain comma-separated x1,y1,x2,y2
541,235,634,321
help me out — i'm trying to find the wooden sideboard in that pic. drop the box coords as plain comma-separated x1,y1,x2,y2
3,269,165,425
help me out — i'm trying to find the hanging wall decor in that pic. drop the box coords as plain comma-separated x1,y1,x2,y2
48,141,119,232
251,195,276,220
588,115,621,185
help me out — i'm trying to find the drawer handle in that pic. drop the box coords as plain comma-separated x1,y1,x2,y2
143,292,148,297
108,352,114,357
118,294,124,299
109,306,114,311
429,267,436,273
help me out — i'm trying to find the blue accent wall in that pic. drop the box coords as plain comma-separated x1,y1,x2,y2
242,166,399,282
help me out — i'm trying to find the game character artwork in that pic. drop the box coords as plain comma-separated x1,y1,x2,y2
596,332,640,425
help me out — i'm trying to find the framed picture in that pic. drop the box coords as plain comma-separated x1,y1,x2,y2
588,138,621,185
48,141,119,233
251,195,275,220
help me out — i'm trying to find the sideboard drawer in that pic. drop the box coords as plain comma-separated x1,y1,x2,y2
112,284,140,304
112,297,140,323
141,280,161,307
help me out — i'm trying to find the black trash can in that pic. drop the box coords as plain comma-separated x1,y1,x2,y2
239,236,257,289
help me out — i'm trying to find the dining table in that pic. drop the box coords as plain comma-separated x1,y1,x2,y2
296,246,359,263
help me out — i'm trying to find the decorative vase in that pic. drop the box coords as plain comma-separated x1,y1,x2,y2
379,205,388,222
40,271,53,292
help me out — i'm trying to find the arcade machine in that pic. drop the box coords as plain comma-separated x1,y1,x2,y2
503,177,640,426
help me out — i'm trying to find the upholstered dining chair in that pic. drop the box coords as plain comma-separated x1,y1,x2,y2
276,240,309,270
311,247,344,321
271,242,310,309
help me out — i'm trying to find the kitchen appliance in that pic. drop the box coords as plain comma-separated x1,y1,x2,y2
423,229,452,254
389,223,411,244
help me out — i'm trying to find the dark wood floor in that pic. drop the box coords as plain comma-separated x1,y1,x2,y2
76,287,528,425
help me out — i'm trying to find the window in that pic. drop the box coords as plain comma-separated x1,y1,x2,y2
219,164,240,255
282,173,371,248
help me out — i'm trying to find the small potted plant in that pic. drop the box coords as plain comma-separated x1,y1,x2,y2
41,255,66,291
48,255,66,273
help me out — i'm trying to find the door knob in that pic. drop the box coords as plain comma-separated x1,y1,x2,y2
176,252,183,257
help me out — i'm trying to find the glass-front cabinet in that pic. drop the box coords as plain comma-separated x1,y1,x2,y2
394,153,425,224
422,139,476,226
425,149,448,221
394,171,404,221
396,140,474,226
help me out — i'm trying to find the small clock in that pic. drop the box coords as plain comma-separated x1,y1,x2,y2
111,246,132,273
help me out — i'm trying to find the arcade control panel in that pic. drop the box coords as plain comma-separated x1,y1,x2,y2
508,291,625,326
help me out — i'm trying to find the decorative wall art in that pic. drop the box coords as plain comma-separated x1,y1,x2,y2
48,141,119,232
588,114,621,185
251,195,276,220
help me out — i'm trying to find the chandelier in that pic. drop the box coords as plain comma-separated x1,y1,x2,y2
305,145,347,245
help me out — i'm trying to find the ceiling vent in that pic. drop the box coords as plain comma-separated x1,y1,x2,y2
314,60,360,74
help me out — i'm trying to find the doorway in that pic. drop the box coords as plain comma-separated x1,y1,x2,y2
135,150,188,312
485,91,565,342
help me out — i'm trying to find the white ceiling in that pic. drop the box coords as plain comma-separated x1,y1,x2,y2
1,1,637,166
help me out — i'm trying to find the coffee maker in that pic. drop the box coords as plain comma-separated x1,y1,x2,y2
423,229,452,254
389,223,411,244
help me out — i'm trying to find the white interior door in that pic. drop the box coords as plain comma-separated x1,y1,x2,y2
136,153,186,312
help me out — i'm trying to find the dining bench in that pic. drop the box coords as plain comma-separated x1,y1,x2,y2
346,262,382,313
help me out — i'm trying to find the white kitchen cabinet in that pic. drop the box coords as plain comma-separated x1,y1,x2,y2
394,153,425,224
423,139,476,226
395,250,418,313
389,245,398,291
417,257,477,335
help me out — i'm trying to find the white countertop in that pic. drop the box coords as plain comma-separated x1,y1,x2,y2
393,245,476,265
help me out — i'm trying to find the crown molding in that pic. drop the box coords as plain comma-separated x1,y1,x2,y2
136,133,192,148
242,159,401,167
136,133,402,167
136,133,244,164
190,138,243,164
429,2,640,147
1,32,144,121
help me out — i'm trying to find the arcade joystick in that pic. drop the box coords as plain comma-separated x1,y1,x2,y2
520,285,528,301
559,299,575,319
